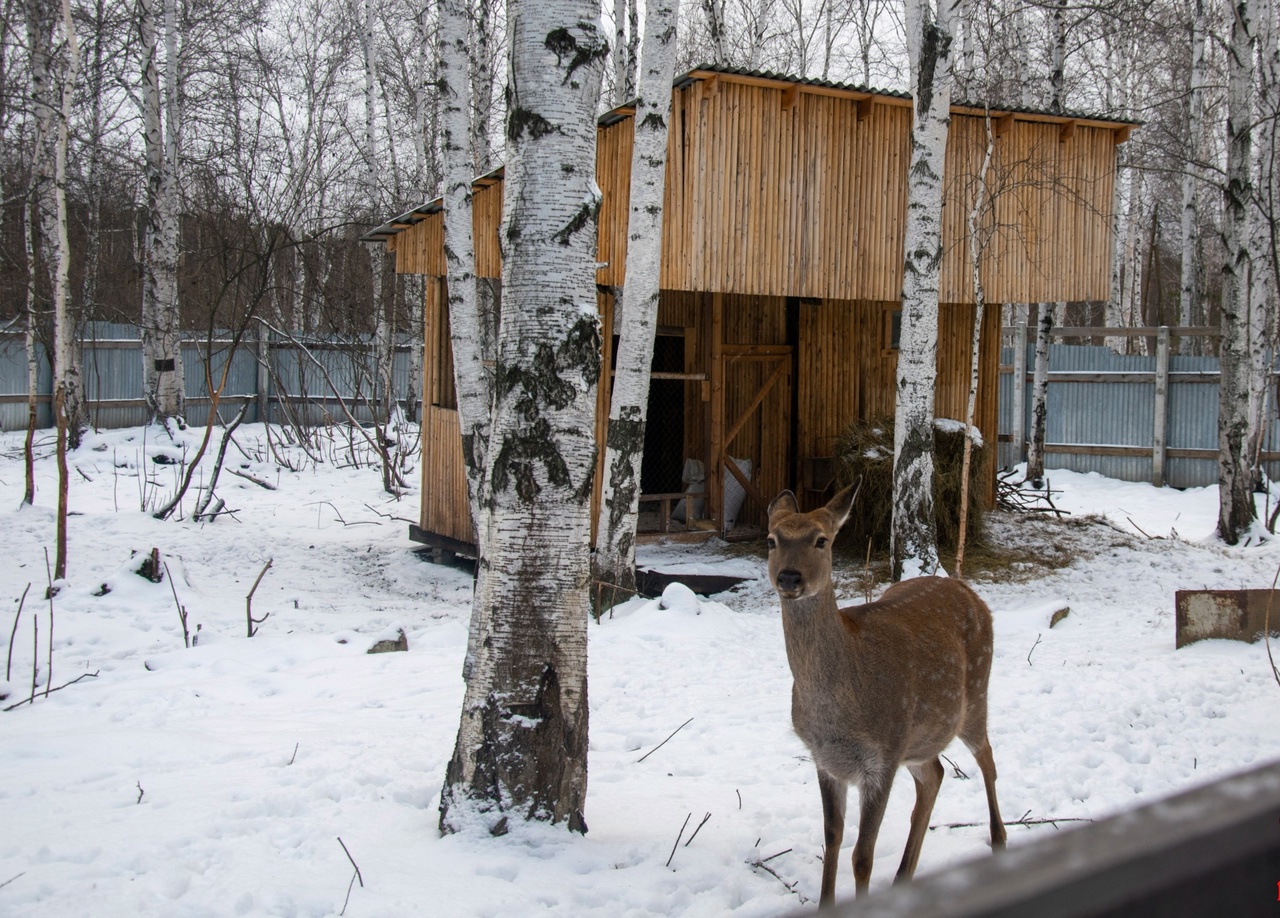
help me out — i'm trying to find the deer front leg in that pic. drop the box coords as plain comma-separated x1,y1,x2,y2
851,770,894,895
896,757,944,882
817,769,847,909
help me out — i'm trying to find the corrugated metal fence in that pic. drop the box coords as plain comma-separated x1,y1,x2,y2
0,322,415,432
998,325,1280,488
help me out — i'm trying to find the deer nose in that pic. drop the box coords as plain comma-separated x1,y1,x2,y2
777,569,803,592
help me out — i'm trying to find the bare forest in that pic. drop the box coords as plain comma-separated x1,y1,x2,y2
2,0,1270,354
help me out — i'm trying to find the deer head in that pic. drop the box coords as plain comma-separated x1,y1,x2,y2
766,484,858,601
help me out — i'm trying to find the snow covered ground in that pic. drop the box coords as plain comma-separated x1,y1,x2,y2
1,423,1278,917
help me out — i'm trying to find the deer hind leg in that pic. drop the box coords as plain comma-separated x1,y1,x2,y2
817,769,847,909
965,736,1007,849
896,757,944,883
851,770,894,896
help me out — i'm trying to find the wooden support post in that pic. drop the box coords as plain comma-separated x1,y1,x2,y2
709,292,725,532
1012,320,1028,464
1153,325,1170,487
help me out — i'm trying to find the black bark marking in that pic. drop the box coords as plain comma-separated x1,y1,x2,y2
603,411,644,535
508,106,556,143
491,416,569,502
639,111,665,131
554,199,600,247
544,25,609,85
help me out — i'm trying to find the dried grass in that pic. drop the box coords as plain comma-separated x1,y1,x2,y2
833,415,988,558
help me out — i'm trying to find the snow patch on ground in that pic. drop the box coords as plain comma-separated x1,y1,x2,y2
1,428,1278,915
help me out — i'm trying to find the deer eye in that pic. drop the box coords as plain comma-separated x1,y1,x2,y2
766,537,777,550
815,537,828,549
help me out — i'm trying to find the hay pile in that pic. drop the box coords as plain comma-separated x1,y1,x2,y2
832,415,987,557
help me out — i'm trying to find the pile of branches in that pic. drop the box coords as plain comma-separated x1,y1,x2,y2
833,415,988,556
996,469,1069,516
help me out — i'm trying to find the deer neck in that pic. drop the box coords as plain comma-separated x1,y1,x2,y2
779,587,848,668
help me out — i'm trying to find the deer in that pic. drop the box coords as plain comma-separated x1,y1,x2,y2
766,484,1006,908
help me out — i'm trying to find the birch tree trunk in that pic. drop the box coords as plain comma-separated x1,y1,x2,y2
362,0,395,431
1105,30,1133,352
1248,0,1278,481
1024,302,1053,485
593,0,679,610
140,0,185,427
438,0,606,834
27,0,79,577
891,0,953,581
469,0,500,171
703,0,726,64
1026,0,1068,483
1219,0,1258,543
1181,0,1207,355
440,0,492,542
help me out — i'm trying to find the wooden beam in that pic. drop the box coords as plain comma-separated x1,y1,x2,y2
995,112,1015,139
1059,119,1077,143
856,95,875,122
781,84,800,111
1114,125,1133,144
723,454,770,518
702,74,720,99
723,358,788,450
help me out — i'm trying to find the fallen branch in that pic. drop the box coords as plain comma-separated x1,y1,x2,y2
337,836,364,916
3,670,100,712
747,851,809,905
684,812,712,847
0,872,25,891
136,782,145,804
246,559,274,637
941,753,969,780
931,811,1092,832
227,467,277,490
6,583,30,682
1027,633,1042,667
163,562,192,648
637,717,694,763
666,813,691,868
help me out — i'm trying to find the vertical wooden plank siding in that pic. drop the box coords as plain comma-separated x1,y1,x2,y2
385,72,1125,543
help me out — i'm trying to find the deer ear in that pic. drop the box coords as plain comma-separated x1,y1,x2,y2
768,489,800,519
826,480,860,530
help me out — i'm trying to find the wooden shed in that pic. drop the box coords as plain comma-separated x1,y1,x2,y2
368,66,1131,556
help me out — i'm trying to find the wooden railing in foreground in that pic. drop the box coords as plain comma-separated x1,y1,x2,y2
794,758,1280,918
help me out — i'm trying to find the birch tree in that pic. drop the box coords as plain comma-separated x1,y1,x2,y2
594,0,679,610
1219,0,1258,543
438,0,607,833
1025,0,1069,486
1248,0,1277,481
1181,0,1208,355
25,0,78,576
891,0,953,580
139,0,185,426
439,0,493,538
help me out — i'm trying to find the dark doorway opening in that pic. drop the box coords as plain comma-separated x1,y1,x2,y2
640,332,686,495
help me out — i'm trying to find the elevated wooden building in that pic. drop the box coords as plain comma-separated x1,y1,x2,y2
368,66,1131,555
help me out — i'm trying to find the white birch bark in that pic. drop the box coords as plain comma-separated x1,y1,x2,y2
703,0,726,64
140,0,184,426
361,0,395,432
593,0,679,609
1105,30,1132,352
468,0,500,171
1248,0,1278,478
439,0,606,833
29,0,85,449
1220,0,1258,543
1026,0,1069,480
1181,0,1207,355
891,0,953,580
440,0,492,543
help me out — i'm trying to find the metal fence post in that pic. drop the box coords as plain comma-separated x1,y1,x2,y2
1012,320,1028,464
256,326,270,424
1153,325,1169,487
